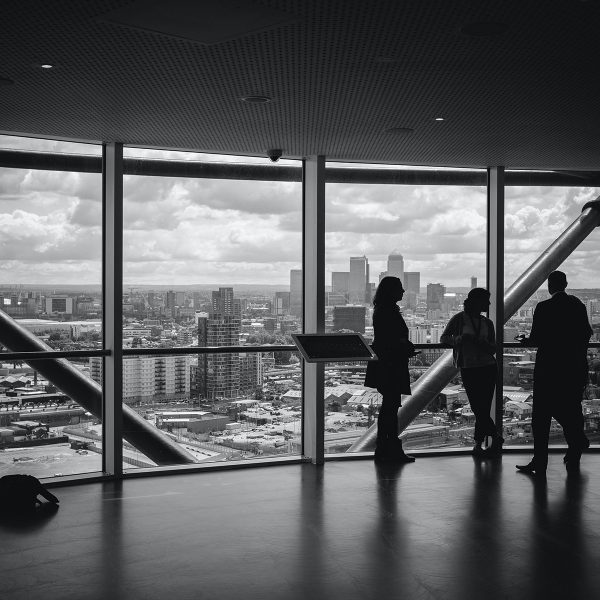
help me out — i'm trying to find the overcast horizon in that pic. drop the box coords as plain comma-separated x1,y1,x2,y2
1,134,598,291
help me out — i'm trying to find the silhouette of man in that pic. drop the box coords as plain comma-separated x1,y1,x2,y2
517,271,592,476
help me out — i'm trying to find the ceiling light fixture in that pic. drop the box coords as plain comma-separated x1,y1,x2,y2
241,95,272,104
435,117,445,121
40,64,54,69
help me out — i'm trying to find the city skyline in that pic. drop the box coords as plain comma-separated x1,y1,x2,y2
1,135,599,289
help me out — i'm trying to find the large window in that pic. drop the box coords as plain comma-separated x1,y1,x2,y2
503,184,600,447
325,166,487,453
0,135,103,478
121,148,303,466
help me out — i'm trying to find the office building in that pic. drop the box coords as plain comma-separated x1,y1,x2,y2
404,272,420,295
45,295,73,315
331,272,349,301
332,305,366,333
349,256,369,304
273,291,290,316
427,283,446,311
387,252,404,283
471,276,478,289
289,269,302,318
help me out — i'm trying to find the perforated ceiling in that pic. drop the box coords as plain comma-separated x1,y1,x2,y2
1,0,600,169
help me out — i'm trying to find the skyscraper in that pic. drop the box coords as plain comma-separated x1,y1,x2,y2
349,256,369,304
471,276,477,289
404,272,420,295
426,283,446,311
403,272,420,309
331,272,349,301
387,252,404,283
290,269,302,318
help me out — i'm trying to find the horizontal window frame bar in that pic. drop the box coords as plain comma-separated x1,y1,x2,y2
0,349,110,360
2,150,600,186
3,342,597,361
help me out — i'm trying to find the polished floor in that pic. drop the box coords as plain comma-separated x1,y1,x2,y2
2,453,600,600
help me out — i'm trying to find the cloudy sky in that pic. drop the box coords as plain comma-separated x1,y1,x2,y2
1,134,598,290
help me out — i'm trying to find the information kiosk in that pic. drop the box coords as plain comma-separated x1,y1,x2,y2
291,333,376,363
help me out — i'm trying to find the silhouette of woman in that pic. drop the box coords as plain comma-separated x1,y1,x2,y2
366,276,417,462
441,287,502,456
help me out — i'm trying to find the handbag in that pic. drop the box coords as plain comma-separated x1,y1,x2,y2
364,358,378,388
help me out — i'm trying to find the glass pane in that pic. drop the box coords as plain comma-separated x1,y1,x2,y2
504,184,600,447
119,351,302,469
0,358,102,478
325,173,487,453
0,136,103,350
122,153,303,344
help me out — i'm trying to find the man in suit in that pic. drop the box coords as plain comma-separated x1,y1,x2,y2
517,271,592,476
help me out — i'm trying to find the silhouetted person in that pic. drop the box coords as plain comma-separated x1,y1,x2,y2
0,474,59,513
441,288,503,456
516,271,592,476
365,276,417,462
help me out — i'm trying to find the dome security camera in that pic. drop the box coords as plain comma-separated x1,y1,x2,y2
267,148,283,162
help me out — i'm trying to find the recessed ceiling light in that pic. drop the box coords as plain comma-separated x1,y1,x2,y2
435,117,445,121
385,127,414,134
40,64,54,69
460,22,509,37
241,95,272,104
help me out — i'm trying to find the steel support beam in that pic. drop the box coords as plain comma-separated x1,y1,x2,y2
0,311,196,464
350,198,600,452
302,156,326,464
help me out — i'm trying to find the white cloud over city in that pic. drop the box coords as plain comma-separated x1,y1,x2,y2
1,135,599,289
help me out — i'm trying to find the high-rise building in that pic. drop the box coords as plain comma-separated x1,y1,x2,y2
273,291,290,316
212,287,240,318
403,272,420,295
176,291,186,307
403,272,420,309
333,305,366,333
471,276,478,289
387,252,404,283
166,290,176,310
331,272,349,301
197,288,243,400
290,269,302,318
427,283,446,311
349,256,369,304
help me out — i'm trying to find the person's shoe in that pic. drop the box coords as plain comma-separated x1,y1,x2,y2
565,459,581,474
471,443,484,457
484,435,504,457
516,461,546,476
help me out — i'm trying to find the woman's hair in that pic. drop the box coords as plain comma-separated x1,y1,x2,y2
464,287,490,312
373,276,402,306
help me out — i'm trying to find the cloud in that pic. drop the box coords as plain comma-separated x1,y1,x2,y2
1,141,599,288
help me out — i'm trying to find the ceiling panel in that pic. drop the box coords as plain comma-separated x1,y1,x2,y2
1,0,599,169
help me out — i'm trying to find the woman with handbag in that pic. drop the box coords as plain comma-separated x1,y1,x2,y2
365,276,417,463
440,287,503,456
